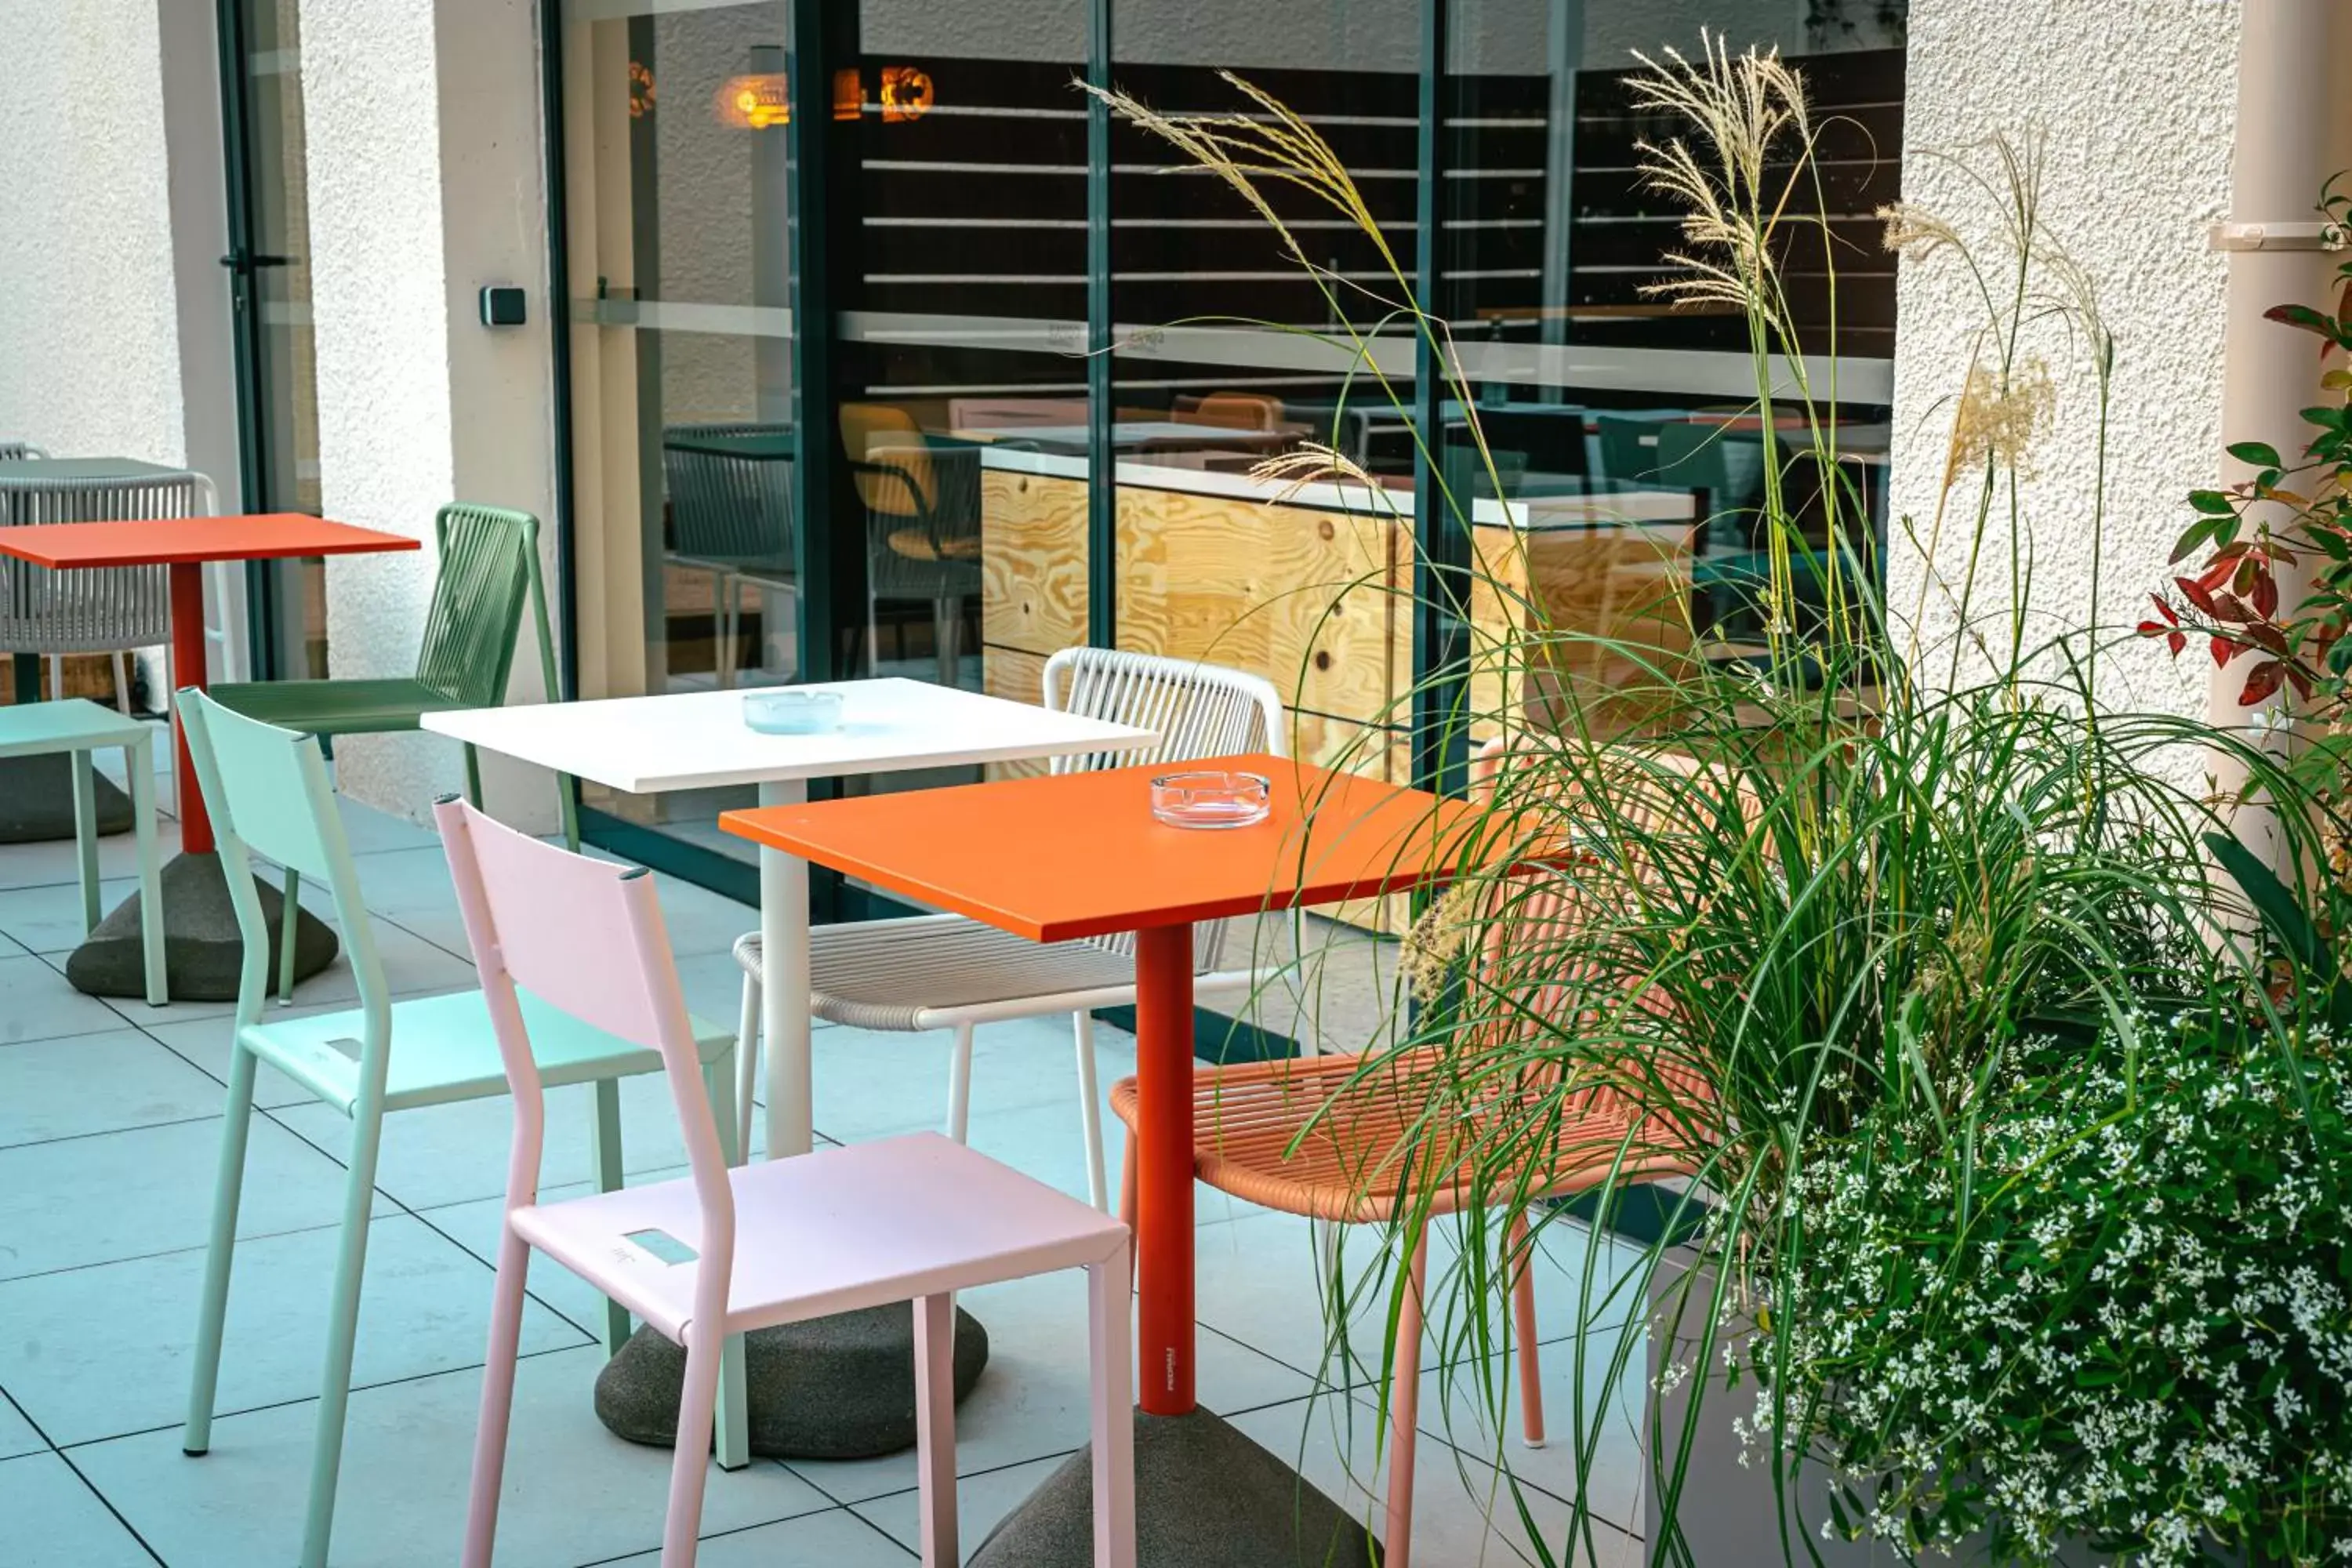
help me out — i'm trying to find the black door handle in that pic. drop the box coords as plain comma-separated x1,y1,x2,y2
219,251,295,271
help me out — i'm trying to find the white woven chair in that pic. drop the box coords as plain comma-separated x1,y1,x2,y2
731,647,1288,1207
0,442,49,460
0,468,231,711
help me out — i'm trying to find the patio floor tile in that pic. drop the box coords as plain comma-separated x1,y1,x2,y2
0,953,129,1045
0,1112,391,1283
590,1504,915,1566
0,1212,588,1447
71,1344,835,1568
0,1451,160,1567
0,1028,228,1149
0,1389,48,1460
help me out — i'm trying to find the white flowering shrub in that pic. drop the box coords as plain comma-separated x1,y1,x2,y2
1749,1021,2352,1566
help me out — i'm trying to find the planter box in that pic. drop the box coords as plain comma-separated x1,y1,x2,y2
1642,1254,2129,1568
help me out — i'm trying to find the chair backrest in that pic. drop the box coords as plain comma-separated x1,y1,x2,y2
842,402,938,517
414,503,546,710
0,442,46,460
1177,391,1284,431
434,798,734,1259
661,423,797,568
1044,646,1287,971
863,445,983,601
1653,423,1768,514
0,470,214,655
1594,417,1665,488
177,688,390,1045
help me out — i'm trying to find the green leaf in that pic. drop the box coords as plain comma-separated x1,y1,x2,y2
2188,489,2237,517
2267,302,2336,336
2228,439,2285,468
2169,517,2221,564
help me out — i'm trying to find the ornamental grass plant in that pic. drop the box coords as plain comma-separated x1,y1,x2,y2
1097,32,2350,1568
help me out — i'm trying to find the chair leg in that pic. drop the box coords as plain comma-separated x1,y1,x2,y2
111,650,132,716
277,866,302,1005
298,1106,389,1568
558,772,581,855
464,742,485,810
462,1220,533,1568
733,973,760,1163
183,1042,261,1456
716,569,738,691
662,1330,726,1566
932,596,958,688
69,750,99,935
1087,1249,1138,1568
944,1022,975,1145
590,1080,632,1356
1118,1137,1138,1291
913,1291,959,1568
1383,1232,1430,1568
703,1060,750,1473
127,737,165,1005
44,654,61,701
1072,1012,1109,1211
1509,1216,1545,1449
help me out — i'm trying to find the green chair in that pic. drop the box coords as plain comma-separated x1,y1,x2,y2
205,503,578,998
174,688,746,1568
0,699,165,1003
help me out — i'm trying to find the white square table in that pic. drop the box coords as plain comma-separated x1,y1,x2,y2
423,677,1155,1162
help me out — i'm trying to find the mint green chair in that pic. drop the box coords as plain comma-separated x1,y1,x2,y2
174,690,746,1568
204,503,579,1000
0,698,164,1003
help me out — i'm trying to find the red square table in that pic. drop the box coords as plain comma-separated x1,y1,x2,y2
0,515,419,998
722,753,1501,1567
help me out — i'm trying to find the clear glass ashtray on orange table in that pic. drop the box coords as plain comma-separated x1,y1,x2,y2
1149,769,1272,829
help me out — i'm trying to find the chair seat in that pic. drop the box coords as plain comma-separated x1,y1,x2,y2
671,550,797,587
513,1131,1126,1343
736,916,1145,1032
1109,1048,1703,1225
0,698,151,760
203,677,465,738
243,986,737,1116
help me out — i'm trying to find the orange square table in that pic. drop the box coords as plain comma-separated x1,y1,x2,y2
0,515,418,996
724,753,1499,1565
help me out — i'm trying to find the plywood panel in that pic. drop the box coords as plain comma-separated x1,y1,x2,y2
1115,485,1404,726
982,470,1088,656
981,643,1052,782
1463,521,1699,741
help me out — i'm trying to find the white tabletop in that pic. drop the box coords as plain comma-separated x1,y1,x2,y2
422,678,1156,796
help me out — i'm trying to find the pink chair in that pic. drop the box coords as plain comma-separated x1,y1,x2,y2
435,797,1136,1568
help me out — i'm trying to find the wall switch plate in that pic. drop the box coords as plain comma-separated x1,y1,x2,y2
478,285,527,327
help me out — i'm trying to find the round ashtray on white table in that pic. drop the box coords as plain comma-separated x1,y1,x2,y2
1149,770,1272,829
742,689,844,735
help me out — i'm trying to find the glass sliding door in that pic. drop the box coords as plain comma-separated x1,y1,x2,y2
558,0,799,876
220,0,328,679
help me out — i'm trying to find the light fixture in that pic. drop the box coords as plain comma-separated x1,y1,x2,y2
628,60,655,118
832,67,862,121
717,71,789,129
880,65,934,123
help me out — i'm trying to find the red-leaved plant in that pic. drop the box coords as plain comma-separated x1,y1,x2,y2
2151,180,2352,713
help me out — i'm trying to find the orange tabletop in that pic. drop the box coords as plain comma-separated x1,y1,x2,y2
721,753,1513,1423
717,753,1488,942
0,513,419,569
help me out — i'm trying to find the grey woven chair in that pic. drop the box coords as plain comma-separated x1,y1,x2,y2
728,647,1289,1210
0,469,223,713
659,423,797,688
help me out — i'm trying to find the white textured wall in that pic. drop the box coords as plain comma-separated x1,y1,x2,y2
304,0,559,828
0,0,186,462
1886,0,2237,724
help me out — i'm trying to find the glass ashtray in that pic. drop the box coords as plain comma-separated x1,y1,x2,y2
742,689,844,735
1150,770,1272,829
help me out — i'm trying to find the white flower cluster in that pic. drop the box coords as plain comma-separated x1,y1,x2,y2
1731,1023,2352,1564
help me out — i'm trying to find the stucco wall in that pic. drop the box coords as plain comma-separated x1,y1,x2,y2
1885,0,2236,724
303,0,561,829
0,0,186,463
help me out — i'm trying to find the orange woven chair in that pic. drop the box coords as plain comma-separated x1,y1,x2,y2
1105,741,1726,1568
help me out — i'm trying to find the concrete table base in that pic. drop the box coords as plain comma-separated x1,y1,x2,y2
968,1406,1380,1568
0,754,132,843
594,1306,989,1461
63,850,339,1001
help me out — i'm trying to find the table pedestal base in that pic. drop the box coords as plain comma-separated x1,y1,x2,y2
0,754,132,844
64,851,339,1000
970,1406,1379,1568
595,1305,989,1461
